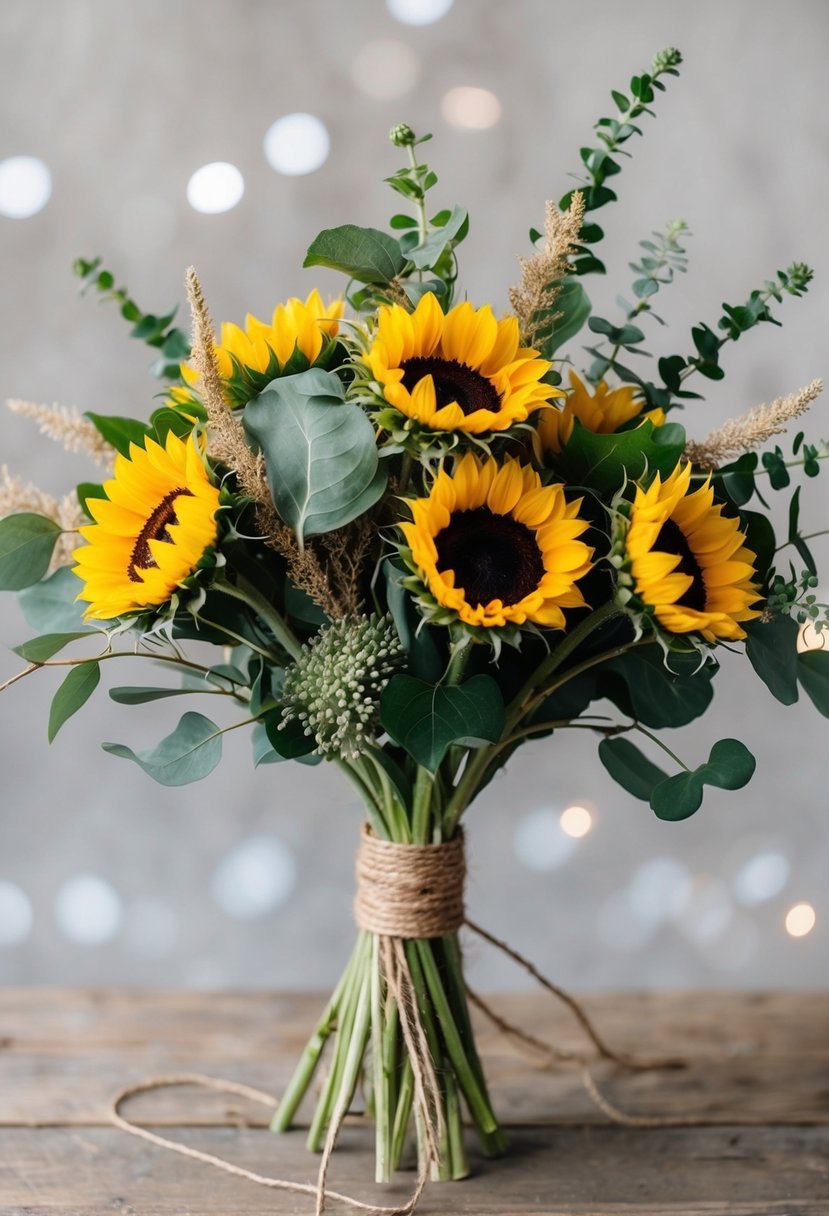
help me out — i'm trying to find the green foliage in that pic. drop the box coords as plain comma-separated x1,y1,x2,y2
18,566,90,633
84,412,150,457
604,646,715,728
555,417,685,495
109,685,212,705
797,649,829,717
73,257,190,379
539,279,592,358
598,735,668,800
13,631,91,662
48,662,100,742
103,711,223,785
263,709,319,759
243,368,387,544
380,674,505,773
303,225,407,285
559,48,682,275
650,739,756,820
0,513,62,590
585,219,689,383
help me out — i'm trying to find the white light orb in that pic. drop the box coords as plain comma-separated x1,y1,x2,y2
351,40,420,100
54,875,123,945
733,852,790,907
211,835,296,919
264,113,330,177
513,807,577,872
559,804,593,839
441,86,502,130
627,857,693,926
186,162,245,214
0,156,52,218
785,902,816,938
386,0,454,25
0,881,34,946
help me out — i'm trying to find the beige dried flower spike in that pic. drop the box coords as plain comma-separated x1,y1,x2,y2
508,191,586,348
6,398,114,468
685,378,823,468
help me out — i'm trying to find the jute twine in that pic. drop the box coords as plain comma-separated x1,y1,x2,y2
110,828,721,1215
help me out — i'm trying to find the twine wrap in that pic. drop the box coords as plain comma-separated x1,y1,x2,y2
353,825,465,939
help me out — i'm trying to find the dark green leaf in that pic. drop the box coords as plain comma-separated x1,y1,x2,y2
598,736,668,800
744,615,800,705
13,631,91,662
605,646,714,728
84,412,149,457
0,513,62,590
557,418,685,496
263,710,318,759
650,738,756,821
109,686,207,705
76,482,107,518
542,278,592,356
303,225,406,285
244,368,386,541
103,711,223,786
380,674,505,773
48,661,100,742
797,649,829,717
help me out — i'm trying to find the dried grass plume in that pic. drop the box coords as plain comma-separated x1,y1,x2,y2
508,192,586,348
685,379,823,468
6,399,113,469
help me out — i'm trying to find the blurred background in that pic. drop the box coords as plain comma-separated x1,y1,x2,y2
1,0,827,991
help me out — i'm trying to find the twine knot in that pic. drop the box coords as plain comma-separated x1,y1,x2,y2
353,825,465,939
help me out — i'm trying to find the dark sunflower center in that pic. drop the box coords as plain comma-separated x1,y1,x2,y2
128,488,192,582
435,508,545,607
400,356,501,417
654,518,706,611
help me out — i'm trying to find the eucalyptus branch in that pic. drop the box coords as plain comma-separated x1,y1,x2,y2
0,648,238,695
214,576,302,660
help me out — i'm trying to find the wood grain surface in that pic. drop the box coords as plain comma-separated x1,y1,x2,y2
1,989,827,1214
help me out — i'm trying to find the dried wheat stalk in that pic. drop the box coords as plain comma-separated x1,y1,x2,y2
685,379,823,468
508,192,586,348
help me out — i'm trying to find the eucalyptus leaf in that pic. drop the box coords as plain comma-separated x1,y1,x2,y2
109,686,211,705
102,711,223,786
18,566,90,633
408,206,468,270
543,278,592,356
303,225,406,284
244,369,386,542
48,661,100,742
598,736,668,800
0,513,62,590
379,674,505,773
650,738,756,821
13,632,92,663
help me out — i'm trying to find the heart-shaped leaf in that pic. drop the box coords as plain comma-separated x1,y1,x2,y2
103,712,223,786
244,368,386,543
380,674,505,772
598,736,668,800
605,646,714,728
650,738,756,821
0,513,62,590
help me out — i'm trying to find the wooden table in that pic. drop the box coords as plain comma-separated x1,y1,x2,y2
1,990,827,1214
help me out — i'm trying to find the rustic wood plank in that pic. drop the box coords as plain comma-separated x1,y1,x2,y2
1,990,827,1128
1,1125,827,1214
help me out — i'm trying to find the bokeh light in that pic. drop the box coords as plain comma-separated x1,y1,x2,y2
559,804,593,838
386,0,454,25
54,874,123,945
513,806,577,872
441,86,502,130
211,835,296,919
785,902,816,937
0,155,52,218
0,881,33,946
733,851,790,906
186,162,245,213
264,113,330,176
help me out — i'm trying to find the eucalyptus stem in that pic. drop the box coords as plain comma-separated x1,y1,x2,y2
215,575,302,660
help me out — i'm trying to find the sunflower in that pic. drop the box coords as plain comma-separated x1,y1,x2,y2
368,292,563,439
74,431,221,620
538,370,666,455
182,289,344,406
621,462,761,642
399,453,593,635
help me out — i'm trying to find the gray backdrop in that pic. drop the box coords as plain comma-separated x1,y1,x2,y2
1,0,827,991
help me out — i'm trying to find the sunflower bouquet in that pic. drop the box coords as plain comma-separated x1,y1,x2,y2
2,45,828,1196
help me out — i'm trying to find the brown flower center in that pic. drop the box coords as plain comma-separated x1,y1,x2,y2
435,508,544,607
654,518,706,611
400,356,501,417
128,488,192,582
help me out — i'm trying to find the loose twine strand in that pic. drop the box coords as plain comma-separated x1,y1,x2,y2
109,832,724,1213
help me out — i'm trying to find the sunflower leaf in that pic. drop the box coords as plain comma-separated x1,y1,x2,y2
0,513,63,591
303,225,406,285
84,412,150,457
102,711,223,785
379,674,505,773
598,735,668,800
557,418,684,495
744,615,800,705
797,649,829,717
48,661,100,742
244,368,386,543
650,738,755,820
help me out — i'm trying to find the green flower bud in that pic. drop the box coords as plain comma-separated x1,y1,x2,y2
652,47,682,73
389,123,416,148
